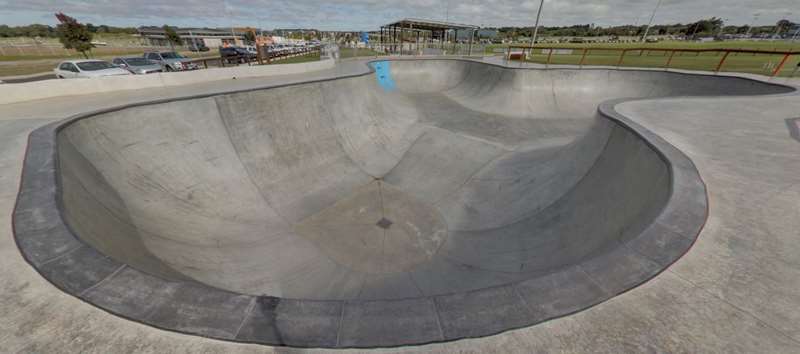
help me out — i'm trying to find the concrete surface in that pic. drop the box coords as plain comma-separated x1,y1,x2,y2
1,58,800,352
0,58,335,105
0,72,56,84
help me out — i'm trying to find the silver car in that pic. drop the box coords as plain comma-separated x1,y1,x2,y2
54,60,132,79
112,57,162,75
143,51,199,72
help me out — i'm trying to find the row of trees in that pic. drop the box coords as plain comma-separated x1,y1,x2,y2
53,12,183,59
0,22,136,38
493,18,797,39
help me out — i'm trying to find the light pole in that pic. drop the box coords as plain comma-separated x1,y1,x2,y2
641,0,663,42
444,0,450,44
531,0,545,46
745,13,760,38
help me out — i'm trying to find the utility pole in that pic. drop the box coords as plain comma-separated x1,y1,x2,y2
444,0,450,44
531,0,544,46
641,0,663,42
689,20,701,39
745,13,760,38
717,18,727,38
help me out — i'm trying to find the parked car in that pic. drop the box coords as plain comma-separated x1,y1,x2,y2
219,46,257,64
244,45,258,55
188,43,210,52
112,57,163,75
54,60,132,79
143,51,199,72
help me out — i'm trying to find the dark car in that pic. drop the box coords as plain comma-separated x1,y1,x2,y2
219,46,257,64
189,42,210,52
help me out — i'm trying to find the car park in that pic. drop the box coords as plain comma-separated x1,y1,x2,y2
143,51,199,72
188,43,210,52
54,60,132,79
244,45,258,55
219,46,257,64
112,57,163,75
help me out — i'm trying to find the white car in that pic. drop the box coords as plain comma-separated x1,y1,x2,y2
54,60,132,79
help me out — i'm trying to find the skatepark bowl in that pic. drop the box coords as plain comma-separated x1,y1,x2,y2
13,59,794,348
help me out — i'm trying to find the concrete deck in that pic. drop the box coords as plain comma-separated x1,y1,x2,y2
2,58,800,352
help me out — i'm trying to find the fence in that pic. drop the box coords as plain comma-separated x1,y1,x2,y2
164,46,326,70
0,37,185,58
506,45,800,77
338,42,486,58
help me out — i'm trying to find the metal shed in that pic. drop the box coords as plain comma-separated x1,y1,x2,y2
379,18,479,55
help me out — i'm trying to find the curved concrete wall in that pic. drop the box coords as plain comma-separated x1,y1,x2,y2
16,58,791,347
55,60,787,300
0,59,335,105
391,60,791,120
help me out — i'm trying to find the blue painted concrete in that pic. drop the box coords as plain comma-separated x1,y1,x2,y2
371,61,396,91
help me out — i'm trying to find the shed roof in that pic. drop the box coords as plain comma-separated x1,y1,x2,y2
382,18,478,31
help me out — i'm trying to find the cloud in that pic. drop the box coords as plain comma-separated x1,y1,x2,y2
0,0,796,30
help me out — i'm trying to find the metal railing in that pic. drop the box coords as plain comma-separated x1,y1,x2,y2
506,45,800,77
184,47,324,69
338,42,486,57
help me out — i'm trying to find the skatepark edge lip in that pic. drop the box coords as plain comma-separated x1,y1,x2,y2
10,58,798,349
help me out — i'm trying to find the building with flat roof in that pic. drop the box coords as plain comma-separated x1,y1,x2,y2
138,27,244,49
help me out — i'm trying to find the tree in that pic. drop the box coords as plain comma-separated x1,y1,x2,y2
775,19,796,36
243,30,256,44
685,17,723,37
54,12,93,59
163,25,183,50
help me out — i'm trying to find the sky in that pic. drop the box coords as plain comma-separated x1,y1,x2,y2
0,0,796,31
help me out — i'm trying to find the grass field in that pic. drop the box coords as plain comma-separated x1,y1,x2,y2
489,41,800,77
524,50,800,77
486,40,800,52
3,38,799,78
270,51,321,64
0,48,209,62
340,48,384,59
334,40,799,77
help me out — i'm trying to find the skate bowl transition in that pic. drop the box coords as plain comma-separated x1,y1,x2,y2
13,59,794,348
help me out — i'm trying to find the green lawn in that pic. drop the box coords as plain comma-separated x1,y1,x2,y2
0,64,55,77
4,39,799,78
340,48,385,58
270,51,321,64
0,49,207,62
486,41,800,77
524,49,799,77
487,40,800,53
